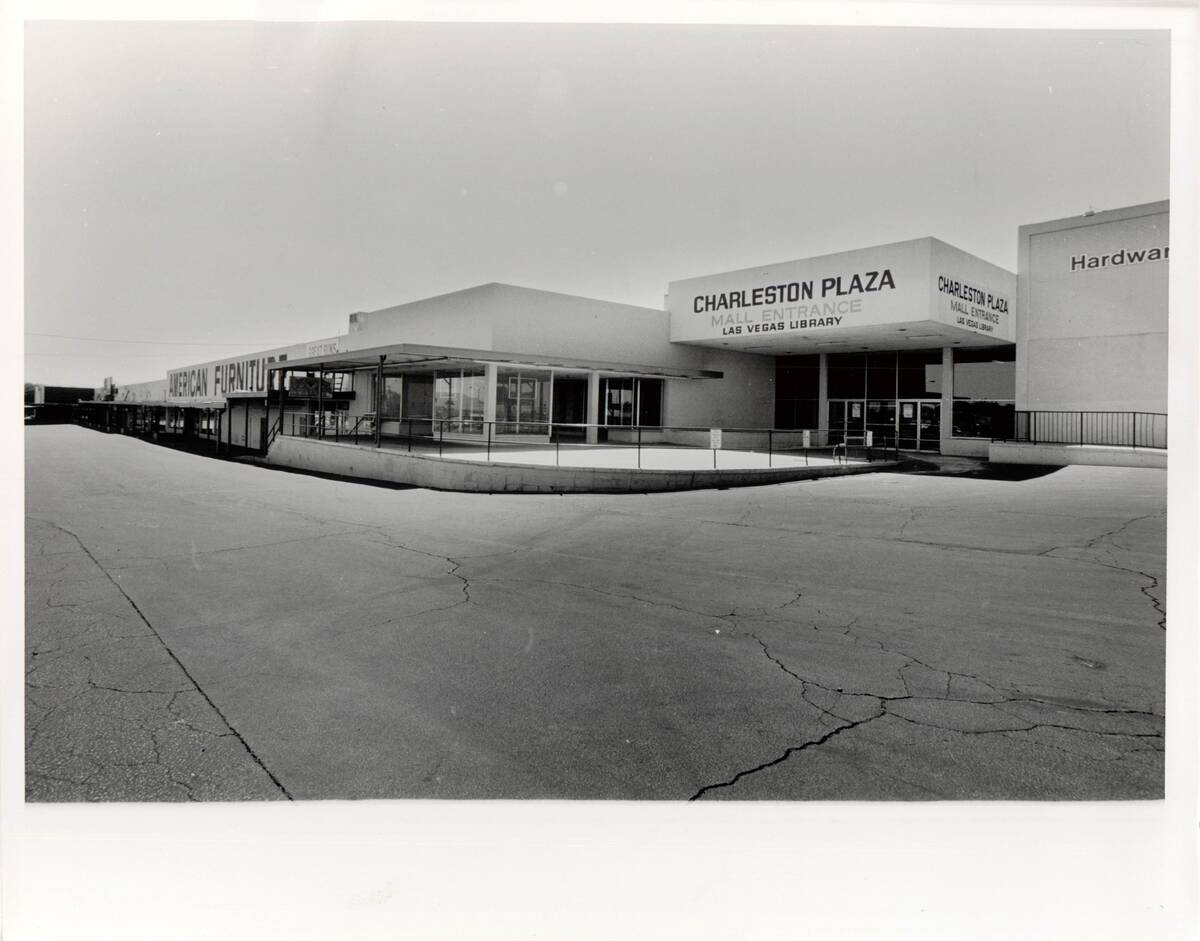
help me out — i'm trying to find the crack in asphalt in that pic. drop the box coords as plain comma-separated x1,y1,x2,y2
690,704,887,800
689,616,1163,800
26,517,294,801
1081,513,1163,551
1041,513,1167,631
1042,552,1168,631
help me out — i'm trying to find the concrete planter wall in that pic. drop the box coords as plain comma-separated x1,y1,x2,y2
988,441,1167,468
265,435,895,494
604,428,815,450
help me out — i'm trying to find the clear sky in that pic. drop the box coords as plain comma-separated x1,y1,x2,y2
24,21,1170,387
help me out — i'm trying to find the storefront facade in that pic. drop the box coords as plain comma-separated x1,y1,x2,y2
96,204,1167,465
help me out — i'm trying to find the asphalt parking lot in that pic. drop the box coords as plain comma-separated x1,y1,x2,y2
25,425,1166,800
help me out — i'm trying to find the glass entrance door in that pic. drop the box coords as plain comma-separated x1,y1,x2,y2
919,401,941,452
551,375,588,441
835,398,940,451
898,400,940,451
827,400,866,446
866,400,897,449
898,400,919,450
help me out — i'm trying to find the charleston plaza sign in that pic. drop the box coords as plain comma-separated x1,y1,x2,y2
668,239,1016,345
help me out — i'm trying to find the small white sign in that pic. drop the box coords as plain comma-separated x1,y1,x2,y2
802,429,811,448
866,430,874,447
709,428,722,449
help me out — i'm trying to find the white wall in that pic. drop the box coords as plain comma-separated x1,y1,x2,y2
347,283,709,370
345,285,497,350
1017,202,1168,412
492,286,689,366
664,351,776,429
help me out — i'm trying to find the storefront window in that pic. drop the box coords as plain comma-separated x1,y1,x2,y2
866,352,897,399
382,377,404,419
637,380,663,427
775,355,819,429
496,368,551,435
827,353,866,399
952,401,1015,439
602,377,635,426
434,369,487,434
598,377,662,427
403,375,434,420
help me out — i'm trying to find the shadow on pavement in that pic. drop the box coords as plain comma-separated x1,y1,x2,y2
896,458,1065,481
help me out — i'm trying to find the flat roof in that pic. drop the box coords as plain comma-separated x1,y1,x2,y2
267,342,723,380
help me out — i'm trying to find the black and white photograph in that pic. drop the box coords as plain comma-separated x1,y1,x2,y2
6,3,1197,939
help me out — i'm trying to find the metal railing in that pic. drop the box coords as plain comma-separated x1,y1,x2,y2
272,417,901,468
997,410,1167,450
265,410,285,452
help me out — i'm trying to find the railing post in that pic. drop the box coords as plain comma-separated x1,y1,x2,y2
768,429,773,468
1079,410,1084,446
487,421,492,461
556,439,560,467
439,420,444,457
637,425,642,469
1132,411,1137,449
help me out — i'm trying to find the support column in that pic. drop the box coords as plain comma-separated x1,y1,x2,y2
586,371,601,444
278,368,287,443
817,353,829,448
940,347,954,452
483,364,498,442
375,356,384,448
316,364,324,438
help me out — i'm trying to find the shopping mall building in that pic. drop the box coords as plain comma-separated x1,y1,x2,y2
84,201,1168,480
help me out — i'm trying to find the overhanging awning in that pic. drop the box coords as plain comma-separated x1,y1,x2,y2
106,399,228,409
265,343,723,381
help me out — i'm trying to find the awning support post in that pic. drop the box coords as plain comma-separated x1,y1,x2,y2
375,357,384,448
317,365,324,439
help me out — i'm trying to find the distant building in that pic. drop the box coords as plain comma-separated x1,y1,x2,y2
24,383,95,424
